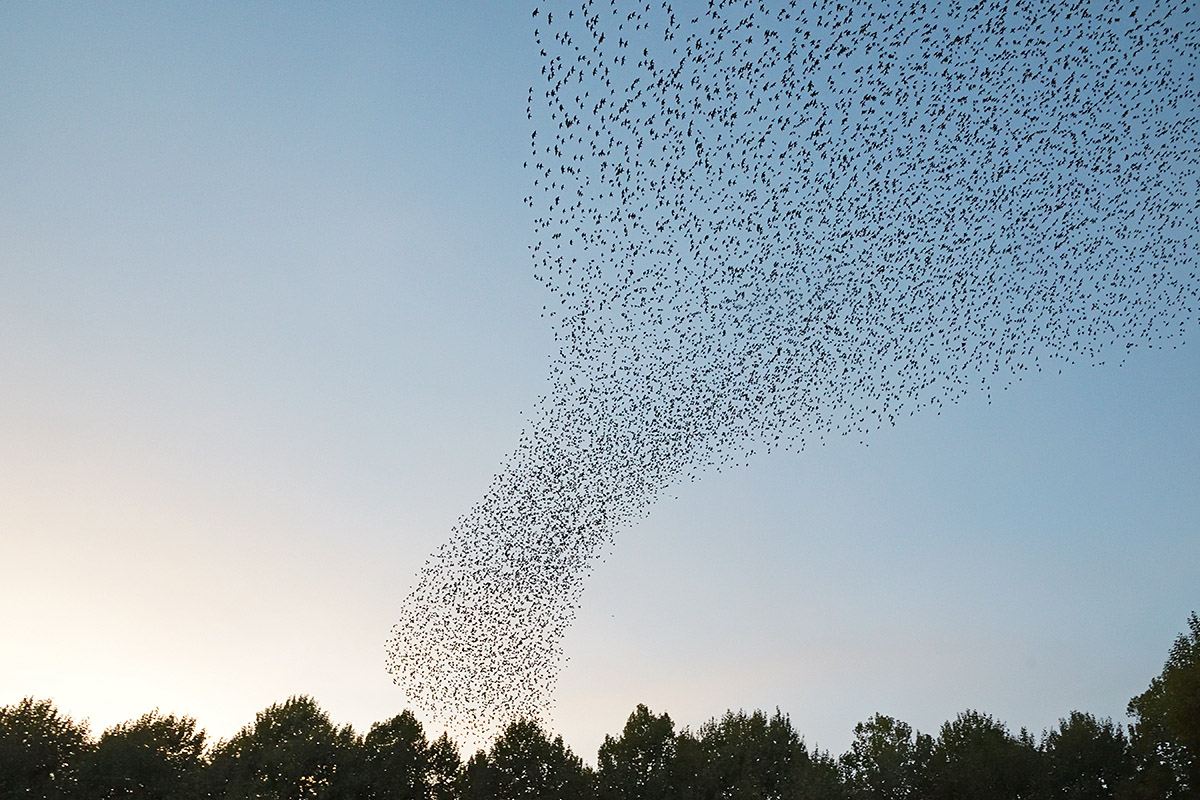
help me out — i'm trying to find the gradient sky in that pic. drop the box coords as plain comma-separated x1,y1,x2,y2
2,2,1197,760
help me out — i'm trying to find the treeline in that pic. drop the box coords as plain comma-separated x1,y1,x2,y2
2,612,1196,800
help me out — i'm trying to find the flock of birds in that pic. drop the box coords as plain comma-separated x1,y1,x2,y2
387,0,1198,742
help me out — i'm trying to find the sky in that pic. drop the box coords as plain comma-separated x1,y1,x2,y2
2,2,1198,761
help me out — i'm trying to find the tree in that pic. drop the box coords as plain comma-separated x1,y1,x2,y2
0,696,90,799
458,750,496,800
207,695,357,800
79,710,207,799
1039,711,1130,800
428,732,462,800
596,704,676,800
1126,611,1200,799
359,710,433,800
927,710,1041,800
839,713,932,800
797,747,850,800
702,709,808,799
485,718,592,800
675,708,842,800
667,727,708,800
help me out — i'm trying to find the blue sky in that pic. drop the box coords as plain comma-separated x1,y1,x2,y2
1,2,1197,758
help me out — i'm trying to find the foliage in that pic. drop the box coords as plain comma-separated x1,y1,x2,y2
596,703,675,800
207,694,357,800
1126,612,1200,799
1039,711,1130,800
0,696,90,799
927,710,1041,800
673,708,848,800
358,710,435,800
80,709,207,799
0,610,1196,799
428,732,462,800
839,713,932,800
705,709,817,799
483,718,593,800
457,750,497,800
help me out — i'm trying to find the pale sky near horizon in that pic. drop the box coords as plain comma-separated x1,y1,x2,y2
2,2,1198,761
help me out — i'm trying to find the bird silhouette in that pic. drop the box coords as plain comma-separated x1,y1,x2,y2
388,0,1199,745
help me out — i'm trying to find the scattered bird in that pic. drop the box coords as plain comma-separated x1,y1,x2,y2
388,0,1199,744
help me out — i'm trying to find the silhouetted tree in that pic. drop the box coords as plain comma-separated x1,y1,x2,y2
673,708,841,799
797,747,850,800
667,727,707,800
839,713,932,800
927,710,1041,800
79,710,207,799
428,732,462,800
483,718,592,800
1126,611,1200,799
12,618,1200,800
359,710,433,800
1038,711,1130,800
458,750,497,800
0,697,90,799
596,704,676,800
207,695,357,800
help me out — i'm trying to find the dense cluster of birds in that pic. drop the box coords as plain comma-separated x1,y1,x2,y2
388,0,1198,743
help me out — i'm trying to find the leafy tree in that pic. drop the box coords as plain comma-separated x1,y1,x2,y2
428,732,462,800
927,710,1041,800
458,750,497,800
1039,712,1130,800
706,709,809,799
596,704,676,800
839,713,932,800
798,747,851,800
359,710,433,799
485,718,592,800
79,709,207,799
667,727,708,800
207,694,357,800
1126,612,1200,799
674,708,842,800
0,696,90,799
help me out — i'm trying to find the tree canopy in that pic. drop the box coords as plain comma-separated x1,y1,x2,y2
1127,612,1200,798
3,611,1197,799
